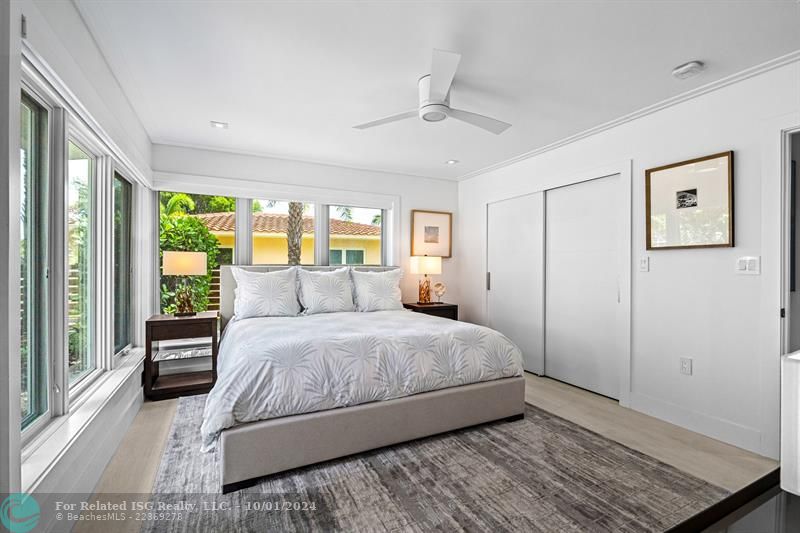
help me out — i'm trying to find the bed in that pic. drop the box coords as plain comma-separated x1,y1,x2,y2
209,265,526,493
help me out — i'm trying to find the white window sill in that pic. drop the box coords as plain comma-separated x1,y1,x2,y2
21,349,145,492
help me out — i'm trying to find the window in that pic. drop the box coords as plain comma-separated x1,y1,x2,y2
67,141,95,385
329,249,365,266
20,93,49,429
19,74,148,438
113,173,132,353
346,250,365,265
252,200,315,265
329,205,383,266
159,191,233,312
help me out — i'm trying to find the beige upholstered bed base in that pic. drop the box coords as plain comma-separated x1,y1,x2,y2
220,376,526,493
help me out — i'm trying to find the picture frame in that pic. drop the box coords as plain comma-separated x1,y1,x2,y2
645,151,734,250
411,210,452,258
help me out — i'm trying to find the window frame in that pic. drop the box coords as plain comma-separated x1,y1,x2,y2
19,89,52,436
112,170,134,357
64,131,103,396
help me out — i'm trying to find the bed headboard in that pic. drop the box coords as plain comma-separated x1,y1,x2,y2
219,265,398,330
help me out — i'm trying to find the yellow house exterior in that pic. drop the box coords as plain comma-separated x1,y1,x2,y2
195,212,381,265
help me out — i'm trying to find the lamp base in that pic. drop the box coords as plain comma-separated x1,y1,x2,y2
418,277,431,303
174,283,195,316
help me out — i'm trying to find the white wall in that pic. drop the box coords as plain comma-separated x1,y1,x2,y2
458,60,800,458
1,0,23,494
152,144,460,303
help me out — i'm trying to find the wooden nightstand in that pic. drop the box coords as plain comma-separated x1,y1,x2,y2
144,311,219,400
403,302,458,321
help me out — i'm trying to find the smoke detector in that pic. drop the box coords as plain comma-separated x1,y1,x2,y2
672,61,706,80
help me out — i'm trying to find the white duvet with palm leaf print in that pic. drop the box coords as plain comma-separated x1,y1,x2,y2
201,310,523,450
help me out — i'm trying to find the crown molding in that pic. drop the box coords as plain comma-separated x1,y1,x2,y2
457,49,800,182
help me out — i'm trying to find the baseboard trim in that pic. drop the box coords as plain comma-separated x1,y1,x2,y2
666,468,779,533
629,391,766,457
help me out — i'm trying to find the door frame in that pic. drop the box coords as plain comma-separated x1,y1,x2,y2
484,160,632,406
763,111,800,461
781,126,800,355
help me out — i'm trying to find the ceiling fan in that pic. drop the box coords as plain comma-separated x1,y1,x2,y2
353,49,511,135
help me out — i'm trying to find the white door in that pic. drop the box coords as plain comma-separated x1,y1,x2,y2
545,175,621,398
487,193,545,374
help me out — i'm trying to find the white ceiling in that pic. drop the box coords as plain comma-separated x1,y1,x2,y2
75,0,800,180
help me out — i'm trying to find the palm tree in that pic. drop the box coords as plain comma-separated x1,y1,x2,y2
336,206,353,221
287,201,304,265
372,213,382,226
253,200,310,264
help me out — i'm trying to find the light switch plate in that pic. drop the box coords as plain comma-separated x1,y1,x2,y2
639,256,649,272
736,256,760,275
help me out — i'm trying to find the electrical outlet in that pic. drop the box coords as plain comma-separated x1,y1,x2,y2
639,256,650,272
680,357,693,376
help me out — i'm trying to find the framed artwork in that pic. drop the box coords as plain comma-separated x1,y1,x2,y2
411,210,452,258
645,151,734,250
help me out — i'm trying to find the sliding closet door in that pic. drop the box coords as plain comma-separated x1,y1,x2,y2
545,175,621,398
487,193,544,374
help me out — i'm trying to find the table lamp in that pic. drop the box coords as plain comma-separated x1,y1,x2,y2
162,251,208,316
410,256,442,304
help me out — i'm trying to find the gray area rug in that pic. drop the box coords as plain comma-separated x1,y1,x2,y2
145,395,729,532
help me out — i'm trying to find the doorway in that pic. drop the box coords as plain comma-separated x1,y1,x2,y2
787,132,800,352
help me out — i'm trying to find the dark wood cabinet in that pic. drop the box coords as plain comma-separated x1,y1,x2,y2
144,311,219,400
403,302,458,321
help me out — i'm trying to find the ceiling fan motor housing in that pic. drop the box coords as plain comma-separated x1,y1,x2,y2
418,74,450,122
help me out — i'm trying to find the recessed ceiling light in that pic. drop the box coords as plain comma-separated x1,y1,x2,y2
210,120,229,129
446,159,459,165
672,60,706,80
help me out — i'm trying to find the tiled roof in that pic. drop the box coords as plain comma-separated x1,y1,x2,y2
193,212,381,236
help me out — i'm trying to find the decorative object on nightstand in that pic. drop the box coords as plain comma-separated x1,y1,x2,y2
403,302,458,321
144,311,219,400
433,281,446,303
410,255,441,303
162,250,207,316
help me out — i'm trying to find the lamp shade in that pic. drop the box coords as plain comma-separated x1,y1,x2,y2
409,256,442,275
162,251,207,276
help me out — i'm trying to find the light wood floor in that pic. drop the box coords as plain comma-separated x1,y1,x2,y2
523,373,776,492
84,373,776,520
74,400,178,533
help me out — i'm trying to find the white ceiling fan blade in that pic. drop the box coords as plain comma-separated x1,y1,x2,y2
429,49,461,101
353,110,417,130
449,108,511,135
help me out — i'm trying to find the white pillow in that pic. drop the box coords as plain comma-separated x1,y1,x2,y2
231,267,301,319
351,269,403,312
297,267,355,314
